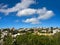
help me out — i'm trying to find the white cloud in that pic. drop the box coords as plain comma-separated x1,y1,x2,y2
22,7,54,24
17,7,54,20
2,5,8,9
38,11,54,19
0,3,8,9
17,8,37,16
17,8,46,17
0,0,54,24
23,18,39,24
0,0,35,14
37,7,54,20
37,7,47,15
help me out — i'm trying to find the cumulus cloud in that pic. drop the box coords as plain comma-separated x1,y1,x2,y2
37,7,54,19
17,8,37,16
0,4,8,9
0,0,35,14
38,11,54,19
23,18,39,24
0,0,54,24
17,7,54,19
22,7,54,24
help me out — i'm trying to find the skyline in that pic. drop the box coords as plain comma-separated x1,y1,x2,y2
0,0,60,29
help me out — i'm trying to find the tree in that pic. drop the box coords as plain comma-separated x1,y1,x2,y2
3,33,13,45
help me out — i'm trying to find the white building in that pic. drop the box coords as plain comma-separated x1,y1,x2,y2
12,33,20,38
53,29,60,34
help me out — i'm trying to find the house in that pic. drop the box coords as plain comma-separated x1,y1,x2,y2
34,28,38,33
53,29,60,34
18,28,26,31
41,29,46,33
12,33,20,38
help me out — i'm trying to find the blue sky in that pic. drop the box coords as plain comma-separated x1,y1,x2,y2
0,0,60,29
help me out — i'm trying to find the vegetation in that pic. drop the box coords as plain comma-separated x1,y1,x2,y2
12,32,60,45
0,28,60,45
3,33,13,45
